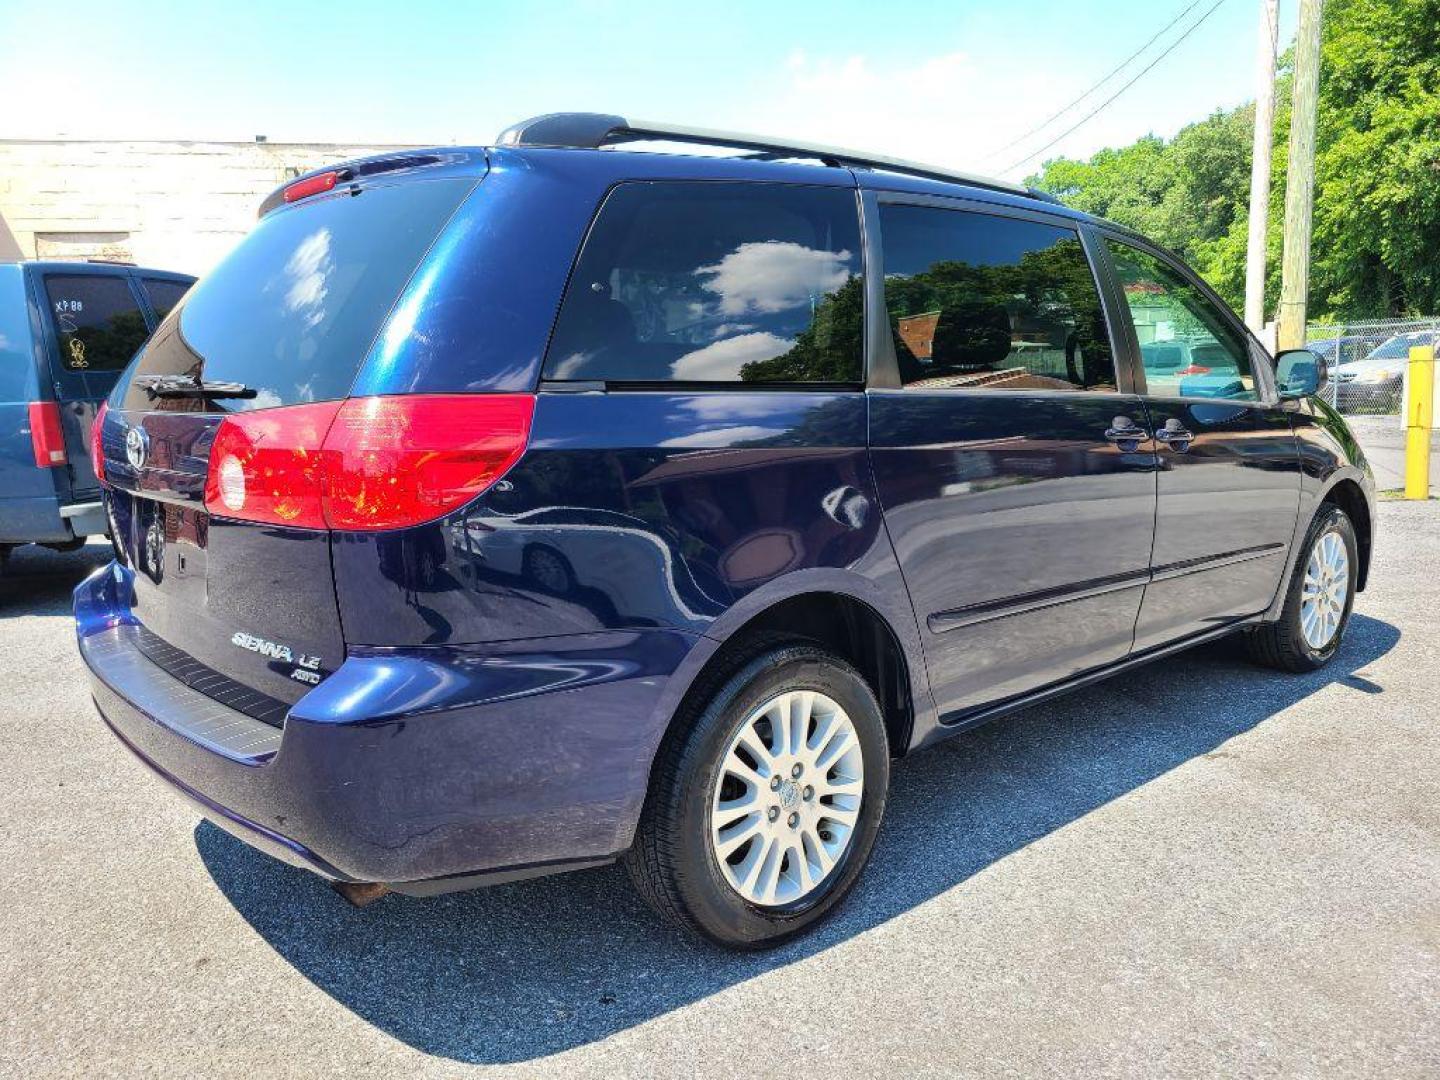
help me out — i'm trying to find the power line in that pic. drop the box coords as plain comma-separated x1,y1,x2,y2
980,0,1206,164
1003,0,1232,176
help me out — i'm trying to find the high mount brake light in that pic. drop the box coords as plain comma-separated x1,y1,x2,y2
28,402,66,468
91,401,108,484
283,171,339,203
202,395,536,531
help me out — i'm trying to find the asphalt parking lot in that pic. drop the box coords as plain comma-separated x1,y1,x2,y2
1345,415,1440,491
2,501,1438,1078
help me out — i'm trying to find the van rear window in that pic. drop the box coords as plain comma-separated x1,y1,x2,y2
44,275,149,374
120,178,471,412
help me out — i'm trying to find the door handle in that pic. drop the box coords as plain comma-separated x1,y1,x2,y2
1154,419,1194,452
1104,417,1149,451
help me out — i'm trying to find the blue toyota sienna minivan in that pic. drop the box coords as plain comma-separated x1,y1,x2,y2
77,114,1375,948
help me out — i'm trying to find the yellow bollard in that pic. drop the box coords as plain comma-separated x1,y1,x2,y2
1405,345,1434,499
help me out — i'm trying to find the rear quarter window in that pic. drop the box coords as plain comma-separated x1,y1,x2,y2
43,274,149,374
543,182,864,385
120,178,471,413
0,268,38,401
141,278,192,322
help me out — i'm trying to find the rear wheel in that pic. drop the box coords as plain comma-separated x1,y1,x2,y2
1245,504,1358,672
625,642,889,948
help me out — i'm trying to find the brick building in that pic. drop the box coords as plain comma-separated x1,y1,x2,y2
0,138,415,275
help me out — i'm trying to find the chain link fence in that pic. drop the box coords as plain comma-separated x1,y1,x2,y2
1306,318,1440,417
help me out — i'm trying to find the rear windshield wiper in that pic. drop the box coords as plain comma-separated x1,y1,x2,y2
135,374,259,400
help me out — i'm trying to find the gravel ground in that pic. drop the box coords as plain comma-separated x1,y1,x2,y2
2,502,1438,1078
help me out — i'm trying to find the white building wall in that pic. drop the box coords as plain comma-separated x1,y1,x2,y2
0,139,417,276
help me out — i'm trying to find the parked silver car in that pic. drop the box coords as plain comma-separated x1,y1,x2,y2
1333,331,1433,411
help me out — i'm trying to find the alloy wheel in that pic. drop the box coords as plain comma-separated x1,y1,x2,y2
1301,528,1349,650
708,689,864,907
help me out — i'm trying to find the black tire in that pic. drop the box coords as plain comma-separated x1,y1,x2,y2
625,641,890,949
1244,504,1358,672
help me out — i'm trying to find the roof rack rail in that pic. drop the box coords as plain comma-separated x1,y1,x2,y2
496,112,1049,201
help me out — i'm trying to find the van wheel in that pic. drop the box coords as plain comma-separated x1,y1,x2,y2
625,642,889,949
1245,504,1358,672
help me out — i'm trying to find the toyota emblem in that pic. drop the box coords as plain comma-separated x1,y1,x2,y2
125,426,148,470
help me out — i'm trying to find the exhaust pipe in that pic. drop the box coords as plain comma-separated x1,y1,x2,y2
331,880,391,908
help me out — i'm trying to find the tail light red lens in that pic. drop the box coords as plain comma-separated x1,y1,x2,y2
204,401,340,529
203,394,535,532
28,401,66,468
322,395,535,531
90,401,108,484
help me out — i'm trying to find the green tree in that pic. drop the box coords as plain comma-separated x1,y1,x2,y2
1029,0,1440,321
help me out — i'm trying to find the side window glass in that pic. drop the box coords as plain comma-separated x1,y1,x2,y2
879,204,1115,391
43,275,149,374
1104,239,1258,401
544,182,863,384
0,270,37,401
142,278,191,323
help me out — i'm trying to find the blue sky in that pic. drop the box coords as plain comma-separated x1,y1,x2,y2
0,0,1296,179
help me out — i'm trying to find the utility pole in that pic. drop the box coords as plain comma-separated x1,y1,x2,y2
1244,0,1279,332
1277,0,1325,351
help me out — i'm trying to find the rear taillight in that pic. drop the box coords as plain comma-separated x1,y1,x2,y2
322,395,535,531
91,401,108,484
205,401,339,529
203,395,535,531
28,402,66,468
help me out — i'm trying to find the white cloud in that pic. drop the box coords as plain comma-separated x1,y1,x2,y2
671,331,792,380
282,228,332,328
698,241,852,315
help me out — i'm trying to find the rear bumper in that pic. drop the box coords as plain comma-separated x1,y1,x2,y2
75,561,702,887
0,493,91,544
60,499,108,536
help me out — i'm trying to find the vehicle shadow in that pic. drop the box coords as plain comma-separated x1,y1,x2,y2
0,541,112,617
197,613,1399,1065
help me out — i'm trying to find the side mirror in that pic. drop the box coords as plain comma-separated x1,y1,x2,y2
1275,348,1327,398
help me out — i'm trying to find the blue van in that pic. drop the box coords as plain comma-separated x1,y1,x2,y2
76,115,1373,948
1,261,192,568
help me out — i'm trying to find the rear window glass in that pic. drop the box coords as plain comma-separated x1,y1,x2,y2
44,274,149,374
142,278,191,322
120,178,469,412
544,182,863,384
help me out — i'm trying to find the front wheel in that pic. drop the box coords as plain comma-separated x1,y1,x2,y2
625,642,890,949
1245,504,1358,672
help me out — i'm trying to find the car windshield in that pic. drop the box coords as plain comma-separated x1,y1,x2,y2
1365,335,1428,361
